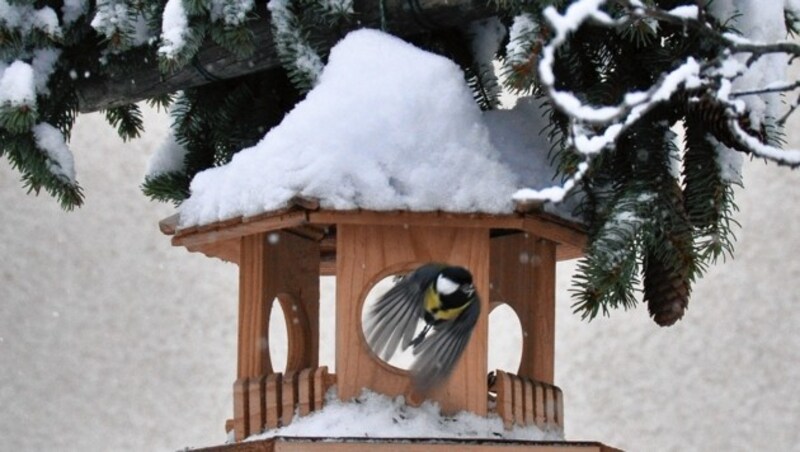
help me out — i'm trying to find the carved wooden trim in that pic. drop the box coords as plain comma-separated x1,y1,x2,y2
492,370,564,434
231,367,335,441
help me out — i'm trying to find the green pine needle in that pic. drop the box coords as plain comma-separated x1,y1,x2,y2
0,105,38,134
104,104,144,142
142,171,191,204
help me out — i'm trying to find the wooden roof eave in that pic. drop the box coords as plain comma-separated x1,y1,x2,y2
162,207,587,265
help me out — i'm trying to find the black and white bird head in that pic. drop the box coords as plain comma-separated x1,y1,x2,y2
436,266,475,297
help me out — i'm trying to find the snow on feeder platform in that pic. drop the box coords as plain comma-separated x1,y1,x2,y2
159,30,618,451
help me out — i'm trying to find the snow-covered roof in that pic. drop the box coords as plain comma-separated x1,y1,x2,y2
174,29,576,229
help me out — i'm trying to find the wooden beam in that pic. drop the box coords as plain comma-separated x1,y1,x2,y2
238,234,272,378
172,209,308,250
309,209,525,230
164,209,585,266
76,0,497,112
527,239,556,384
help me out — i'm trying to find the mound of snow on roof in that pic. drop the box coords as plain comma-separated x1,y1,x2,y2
178,29,563,228
246,389,563,442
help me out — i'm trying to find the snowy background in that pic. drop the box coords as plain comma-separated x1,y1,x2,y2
2,72,800,452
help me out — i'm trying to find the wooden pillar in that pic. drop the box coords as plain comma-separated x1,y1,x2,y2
490,233,556,384
235,231,320,440
336,224,490,415
237,231,320,378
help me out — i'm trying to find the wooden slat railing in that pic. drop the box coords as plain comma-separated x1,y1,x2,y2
231,366,335,441
491,370,564,433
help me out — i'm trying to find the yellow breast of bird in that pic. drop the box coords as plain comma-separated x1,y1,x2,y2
424,285,470,321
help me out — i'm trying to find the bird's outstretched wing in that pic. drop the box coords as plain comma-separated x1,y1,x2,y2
410,297,480,392
364,264,443,360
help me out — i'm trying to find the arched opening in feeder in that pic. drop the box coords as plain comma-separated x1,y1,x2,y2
488,303,523,374
268,298,289,373
319,276,336,371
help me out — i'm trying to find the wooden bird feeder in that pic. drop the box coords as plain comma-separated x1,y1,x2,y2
161,201,621,451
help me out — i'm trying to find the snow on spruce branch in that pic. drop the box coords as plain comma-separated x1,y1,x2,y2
211,0,255,26
91,0,153,52
0,0,62,39
158,0,257,65
267,0,326,91
512,0,800,205
158,0,190,59
266,1,355,93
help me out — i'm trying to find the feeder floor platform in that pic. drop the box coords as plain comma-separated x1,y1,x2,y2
195,437,621,452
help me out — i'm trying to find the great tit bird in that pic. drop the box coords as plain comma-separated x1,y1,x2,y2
364,263,480,392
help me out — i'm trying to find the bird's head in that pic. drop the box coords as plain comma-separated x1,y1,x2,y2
436,266,475,297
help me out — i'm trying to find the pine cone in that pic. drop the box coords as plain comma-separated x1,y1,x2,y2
682,93,767,151
643,251,689,327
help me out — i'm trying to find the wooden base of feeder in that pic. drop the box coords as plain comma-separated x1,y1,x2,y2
229,369,563,438
193,437,622,452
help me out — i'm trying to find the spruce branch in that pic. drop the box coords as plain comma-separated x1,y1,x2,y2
515,0,800,210
1,131,84,209
104,104,144,142
571,185,646,320
142,171,191,204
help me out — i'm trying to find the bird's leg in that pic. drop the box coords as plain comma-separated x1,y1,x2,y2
409,322,433,348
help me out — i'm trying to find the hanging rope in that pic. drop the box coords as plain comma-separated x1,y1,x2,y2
379,0,388,31
191,55,222,83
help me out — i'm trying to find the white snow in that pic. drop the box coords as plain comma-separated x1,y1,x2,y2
210,0,254,26
667,5,699,19
318,0,353,15
469,17,506,65
33,123,76,183
0,1,60,36
707,134,743,184
159,0,189,58
0,0,62,37
146,129,188,178
512,161,588,204
178,30,566,228
0,50,61,107
33,7,61,37
0,0,24,28
31,48,61,96
247,389,562,442
730,120,800,164
506,13,538,68
0,61,36,107
708,0,788,126
91,0,153,48
61,0,88,25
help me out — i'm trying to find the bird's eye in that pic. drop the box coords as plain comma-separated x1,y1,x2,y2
462,284,475,295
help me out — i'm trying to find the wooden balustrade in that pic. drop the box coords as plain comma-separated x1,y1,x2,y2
492,370,564,433
231,367,335,441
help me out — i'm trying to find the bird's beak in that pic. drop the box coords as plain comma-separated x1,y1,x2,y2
464,284,476,296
